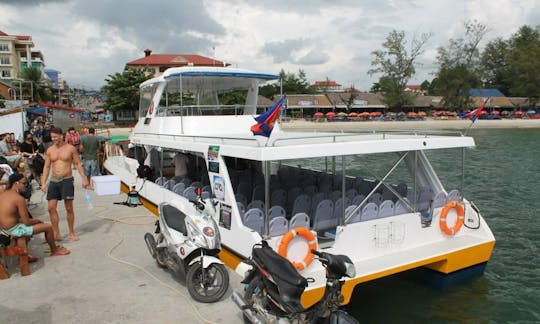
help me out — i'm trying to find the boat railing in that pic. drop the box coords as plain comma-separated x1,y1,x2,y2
269,129,465,146
132,131,262,146
159,104,266,117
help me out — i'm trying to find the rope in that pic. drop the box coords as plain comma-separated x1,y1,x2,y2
92,204,219,324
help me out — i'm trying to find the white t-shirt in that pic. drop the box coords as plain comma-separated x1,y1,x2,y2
0,164,14,181
173,154,189,177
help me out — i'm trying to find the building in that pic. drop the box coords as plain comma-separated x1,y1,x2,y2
312,80,342,93
0,30,45,81
125,49,229,78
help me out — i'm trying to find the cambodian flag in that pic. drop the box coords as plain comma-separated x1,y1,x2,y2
251,96,286,137
467,97,490,123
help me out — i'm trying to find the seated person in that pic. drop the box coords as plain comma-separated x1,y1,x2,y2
0,133,23,168
0,173,70,258
19,133,38,159
173,152,190,178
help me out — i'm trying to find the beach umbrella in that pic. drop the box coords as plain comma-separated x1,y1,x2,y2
492,110,500,115
407,111,417,117
515,110,524,115
370,111,382,117
326,111,336,118
501,110,510,115
397,111,406,116
348,112,358,117
418,111,427,116
314,112,324,117
480,110,488,115
359,112,370,117
526,109,536,115
337,112,348,117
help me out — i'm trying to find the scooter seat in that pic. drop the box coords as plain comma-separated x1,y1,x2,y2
161,204,187,236
252,242,308,312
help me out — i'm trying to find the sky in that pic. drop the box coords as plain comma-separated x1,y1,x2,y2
1,0,539,91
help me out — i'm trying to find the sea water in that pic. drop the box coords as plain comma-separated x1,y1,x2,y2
346,128,540,323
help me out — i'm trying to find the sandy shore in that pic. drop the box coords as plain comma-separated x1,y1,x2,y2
280,118,540,132
104,118,540,137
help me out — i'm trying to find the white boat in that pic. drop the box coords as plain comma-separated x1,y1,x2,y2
103,66,495,307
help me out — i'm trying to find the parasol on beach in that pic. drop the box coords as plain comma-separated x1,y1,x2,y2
326,111,336,118
314,112,324,117
348,112,358,117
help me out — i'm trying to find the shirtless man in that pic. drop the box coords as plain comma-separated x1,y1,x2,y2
41,127,89,241
0,173,70,256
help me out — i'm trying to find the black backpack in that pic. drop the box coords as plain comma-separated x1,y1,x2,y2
31,154,45,176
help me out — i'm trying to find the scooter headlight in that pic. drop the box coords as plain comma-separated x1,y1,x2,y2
202,226,214,237
345,262,356,278
187,223,206,246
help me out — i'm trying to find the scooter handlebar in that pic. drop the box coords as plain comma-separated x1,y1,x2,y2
189,199,205,211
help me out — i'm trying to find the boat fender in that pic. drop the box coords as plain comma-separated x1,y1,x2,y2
278,227,317,271
439,201,465,236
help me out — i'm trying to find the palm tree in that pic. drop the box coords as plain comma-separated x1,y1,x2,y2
20,66,52,102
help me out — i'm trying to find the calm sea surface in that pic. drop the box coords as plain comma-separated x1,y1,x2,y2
346,128,540,323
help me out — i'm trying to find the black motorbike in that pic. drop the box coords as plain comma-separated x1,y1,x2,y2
232,240,359,323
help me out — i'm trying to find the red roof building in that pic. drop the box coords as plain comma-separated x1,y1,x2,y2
125,49,229,78
312,80,343,92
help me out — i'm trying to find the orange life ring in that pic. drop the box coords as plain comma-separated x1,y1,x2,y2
439,201,465,236
278,227,317,271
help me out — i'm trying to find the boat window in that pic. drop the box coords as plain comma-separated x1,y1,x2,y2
423,148,464,193
150,149,210,194
139,82,159,118
157,77,270,117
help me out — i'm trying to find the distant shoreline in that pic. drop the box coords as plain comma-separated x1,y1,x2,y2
280,118,540,132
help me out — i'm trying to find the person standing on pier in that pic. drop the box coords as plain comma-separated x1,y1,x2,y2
41,127,89,241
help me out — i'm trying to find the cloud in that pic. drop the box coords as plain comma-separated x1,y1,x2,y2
1,0,538,92
261,39,308,63
1,0,68,6
296,49,329,65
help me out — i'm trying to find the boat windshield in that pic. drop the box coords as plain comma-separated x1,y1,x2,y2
154,75,271,117
224,149,466,238
139,82,160,118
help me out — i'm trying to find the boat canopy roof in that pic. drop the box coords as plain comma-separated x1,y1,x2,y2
132,126,475,162
140,66,280,91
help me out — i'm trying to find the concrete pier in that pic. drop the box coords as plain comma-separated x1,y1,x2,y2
0,172,244,323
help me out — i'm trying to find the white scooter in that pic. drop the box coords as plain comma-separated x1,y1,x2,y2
144,188,229,303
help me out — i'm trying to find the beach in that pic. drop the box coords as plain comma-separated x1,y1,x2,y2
280,118,540,132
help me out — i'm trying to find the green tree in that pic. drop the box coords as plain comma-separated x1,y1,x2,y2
481,25,540,106
368,30,431,111
101,68,152,111
20,66,52,102
258,69,314,100
280,69,315,95
434,21,487,109
507,25,540,105
481,37,511,94
370,82,381,93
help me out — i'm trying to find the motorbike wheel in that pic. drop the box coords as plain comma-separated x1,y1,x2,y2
155,249,167,268
144,233,157,258
186,262,229,303
243,276,264,323
154,234,167,268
